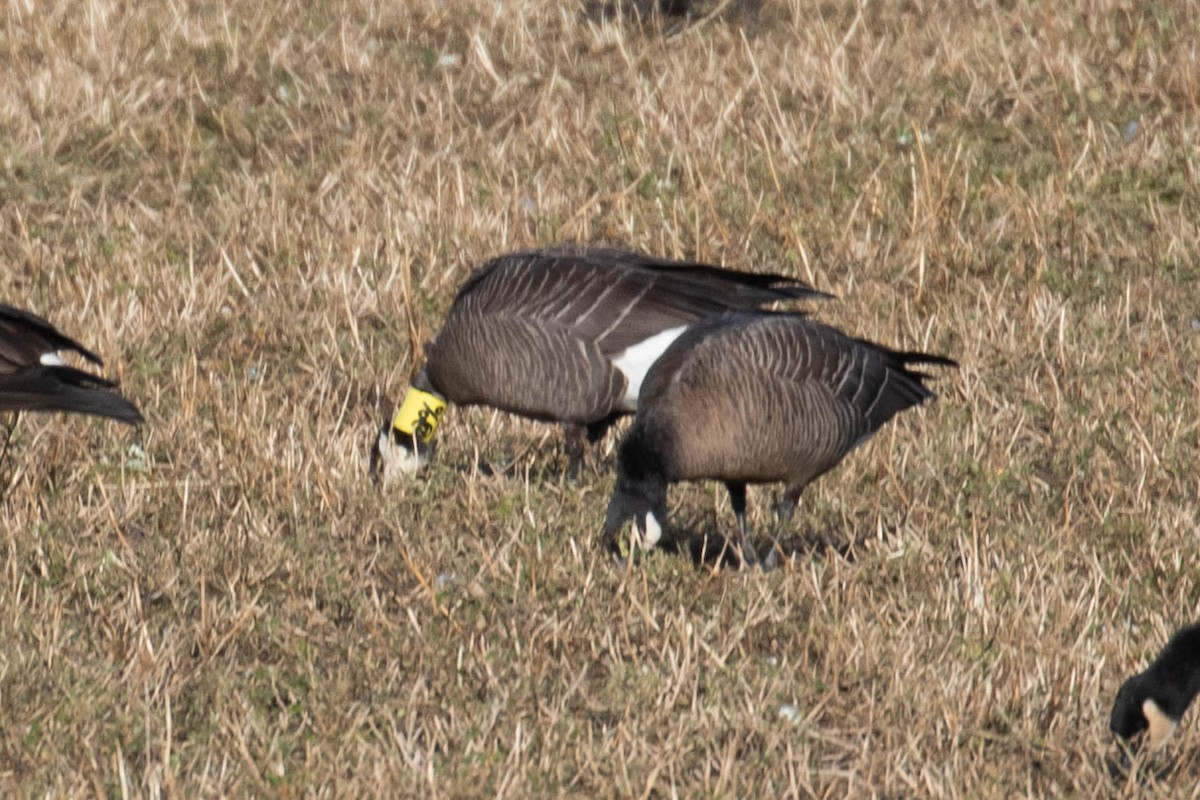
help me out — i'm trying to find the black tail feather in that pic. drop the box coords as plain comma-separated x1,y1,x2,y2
0,366,143,425
861,343,958,381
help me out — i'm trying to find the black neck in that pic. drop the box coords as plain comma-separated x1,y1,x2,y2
617,421,671,486
412,366,439,396
1149,623,1200,717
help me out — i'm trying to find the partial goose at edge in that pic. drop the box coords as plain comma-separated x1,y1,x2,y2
1111,621,1200,750
0,304,143,425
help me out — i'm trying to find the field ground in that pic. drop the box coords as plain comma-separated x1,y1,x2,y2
2,0,1199,796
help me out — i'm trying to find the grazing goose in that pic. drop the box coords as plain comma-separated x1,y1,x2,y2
603,311,956,565
1111,622,1200,749
370,245,829,484
0,304,143,424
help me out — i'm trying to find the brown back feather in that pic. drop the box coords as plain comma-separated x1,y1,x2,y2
444,245,828,355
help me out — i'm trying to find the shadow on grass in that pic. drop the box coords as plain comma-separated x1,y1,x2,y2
455,453,901,574
1105,741,1200,788
655,521,861,570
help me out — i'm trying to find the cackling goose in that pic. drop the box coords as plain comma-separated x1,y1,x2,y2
603,311,955,565
370,245,829,484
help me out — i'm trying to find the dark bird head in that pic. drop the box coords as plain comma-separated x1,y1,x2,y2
603,423,669,554
1110,672,1178,749
1110,622,1200,750
369,374,446,485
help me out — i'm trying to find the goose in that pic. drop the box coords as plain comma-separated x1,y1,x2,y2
1111,622,1200,749
370,245,829,484
0,304,143,424
602,311,956,565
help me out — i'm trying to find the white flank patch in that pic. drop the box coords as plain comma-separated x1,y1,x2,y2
611,325,688,410
39,352,64,366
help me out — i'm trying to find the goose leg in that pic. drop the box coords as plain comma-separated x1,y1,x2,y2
564,424,586,480
585,416,616,445
763,487,803,571
0,413,16,500
724,481,758,567
0,413,16,463
566,417,617,479
774,496,797,527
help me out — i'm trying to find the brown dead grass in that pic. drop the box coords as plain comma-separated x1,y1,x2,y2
1,0,1199,796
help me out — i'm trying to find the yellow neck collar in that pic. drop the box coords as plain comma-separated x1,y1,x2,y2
392,387,447,444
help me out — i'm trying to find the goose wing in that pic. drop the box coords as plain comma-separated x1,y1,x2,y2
0,364,144,423
639,313,954,481
647,312,952,429
447,246,828,356
0,305,142,424
766,317,952,435
0,304,104,374
425,313,624,424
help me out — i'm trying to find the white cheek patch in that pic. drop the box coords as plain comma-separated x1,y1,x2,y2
1144,698,1179,749
375,430,430,485
611,325,688,411
40,352,64,366
638,511,663,549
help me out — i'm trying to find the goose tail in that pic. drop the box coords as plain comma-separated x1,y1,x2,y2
0,365,144,425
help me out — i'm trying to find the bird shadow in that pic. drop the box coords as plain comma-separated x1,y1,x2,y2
579,0,692,26
661,519,859,571
445,452,882,575
1104,741,1199,787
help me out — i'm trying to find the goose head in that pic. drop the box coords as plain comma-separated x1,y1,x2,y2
603,423,670,553
1110,672,1180,750
369,382,446,485
603,474,668,553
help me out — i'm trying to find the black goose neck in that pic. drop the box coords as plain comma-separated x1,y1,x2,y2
1152,623,1200,716
618,422,670,486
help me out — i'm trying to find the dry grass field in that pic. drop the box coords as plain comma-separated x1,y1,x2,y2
1,0,1198,795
